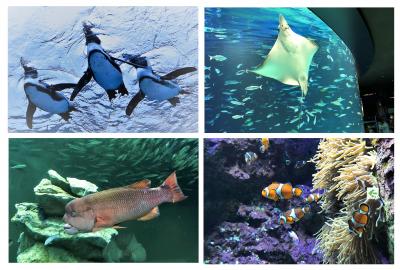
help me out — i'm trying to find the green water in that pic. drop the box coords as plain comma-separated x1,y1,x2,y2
9,138,198,262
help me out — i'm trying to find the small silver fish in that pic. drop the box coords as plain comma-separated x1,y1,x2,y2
245,85,262,91
11,164,27,170
244,152,257,164
232,115,244,119
209,55,227,62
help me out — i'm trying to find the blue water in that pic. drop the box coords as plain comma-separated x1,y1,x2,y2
205,8,364,133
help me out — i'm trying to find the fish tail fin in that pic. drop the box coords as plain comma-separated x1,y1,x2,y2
162,172,187,203
260,85,262,89
293,188,302,197
209,55,213,60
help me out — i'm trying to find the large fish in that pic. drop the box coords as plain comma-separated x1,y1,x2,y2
63,172,186,234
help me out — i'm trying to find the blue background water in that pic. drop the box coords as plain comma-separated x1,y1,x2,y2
205,8,364,133
9,138,198,262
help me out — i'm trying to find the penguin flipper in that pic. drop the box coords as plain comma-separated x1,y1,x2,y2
49,83,77,91
168,97,180,106
26,101,37,129
160,67,197,80
126,90,145,116
70,68,93,101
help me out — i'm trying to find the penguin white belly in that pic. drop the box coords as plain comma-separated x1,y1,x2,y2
89,52,122,91
25,86,69,114
140,78,181,101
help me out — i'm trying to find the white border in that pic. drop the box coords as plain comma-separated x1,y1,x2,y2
2,1,399,269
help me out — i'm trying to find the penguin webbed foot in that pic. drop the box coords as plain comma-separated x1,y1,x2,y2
118,85,129,96
106,90,117,101
59,112,71,121
168,97,180,107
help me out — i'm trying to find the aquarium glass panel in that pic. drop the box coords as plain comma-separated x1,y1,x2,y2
205,8,364,132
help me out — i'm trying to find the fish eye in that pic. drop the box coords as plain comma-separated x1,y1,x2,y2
71,211,77,217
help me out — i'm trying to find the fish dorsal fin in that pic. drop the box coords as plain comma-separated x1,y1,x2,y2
138,207,160,221
127,179,151,189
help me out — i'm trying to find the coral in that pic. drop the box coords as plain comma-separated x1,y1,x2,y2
311,138,392,264
205,202,323,264
12,169,146,262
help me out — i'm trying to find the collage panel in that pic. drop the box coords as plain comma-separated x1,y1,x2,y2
205,8,394,133
204,138,394,264
8,6,198,133
9,138,198,262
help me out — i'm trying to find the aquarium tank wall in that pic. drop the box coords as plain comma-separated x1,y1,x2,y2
205,8,364,133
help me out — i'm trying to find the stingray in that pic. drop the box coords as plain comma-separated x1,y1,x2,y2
251,14,319,96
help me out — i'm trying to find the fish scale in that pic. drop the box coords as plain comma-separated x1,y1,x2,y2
83,187,171,224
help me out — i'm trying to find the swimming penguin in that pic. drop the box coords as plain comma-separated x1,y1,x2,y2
122,54,197,116
70,23,128,101
20,58,77,129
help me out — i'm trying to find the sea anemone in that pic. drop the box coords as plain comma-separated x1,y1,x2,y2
311,138,386,264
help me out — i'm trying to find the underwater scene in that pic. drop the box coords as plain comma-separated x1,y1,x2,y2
8,7,198,133
9,138,198,262
205,8,364,133
204,138,393,264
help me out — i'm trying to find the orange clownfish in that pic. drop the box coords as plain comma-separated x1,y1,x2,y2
261,182,303,201
260,138,270,153
280,206,310,225
304,193,321,203
348,203,370,238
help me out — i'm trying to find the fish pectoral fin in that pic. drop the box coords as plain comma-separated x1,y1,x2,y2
112,225,127,230
126,179,151,189
138,207,160,221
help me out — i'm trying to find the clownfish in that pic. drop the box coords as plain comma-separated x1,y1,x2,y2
260,138,270,153
280,206,310,224
262,182,303,201
348,203,370,238
304,193,321,203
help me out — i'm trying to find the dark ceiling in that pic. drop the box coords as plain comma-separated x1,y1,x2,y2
311,8,394,101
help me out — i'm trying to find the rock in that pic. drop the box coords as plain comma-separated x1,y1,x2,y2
126,235,146,262
17,242,79,262
205,202,323,264
11,202,119,261
33,179,75,216
376,138,394,263
47,169,71,193
67,177,98,197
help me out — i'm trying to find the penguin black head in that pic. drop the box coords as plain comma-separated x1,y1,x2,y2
20,58,38,78
122,54,149,69
83,23,101,45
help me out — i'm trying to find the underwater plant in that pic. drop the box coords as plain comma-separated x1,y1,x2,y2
311,138,393,263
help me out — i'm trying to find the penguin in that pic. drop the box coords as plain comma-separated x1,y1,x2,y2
70,23,128,101
20,58,77,129
122,54,197,116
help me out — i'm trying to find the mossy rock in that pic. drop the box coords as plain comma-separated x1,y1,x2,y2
12,202,119,261
33,179,75,216
67,177,98,197
17,242,79,262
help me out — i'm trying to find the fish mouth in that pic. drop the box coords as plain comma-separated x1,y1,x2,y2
64,223,79,235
